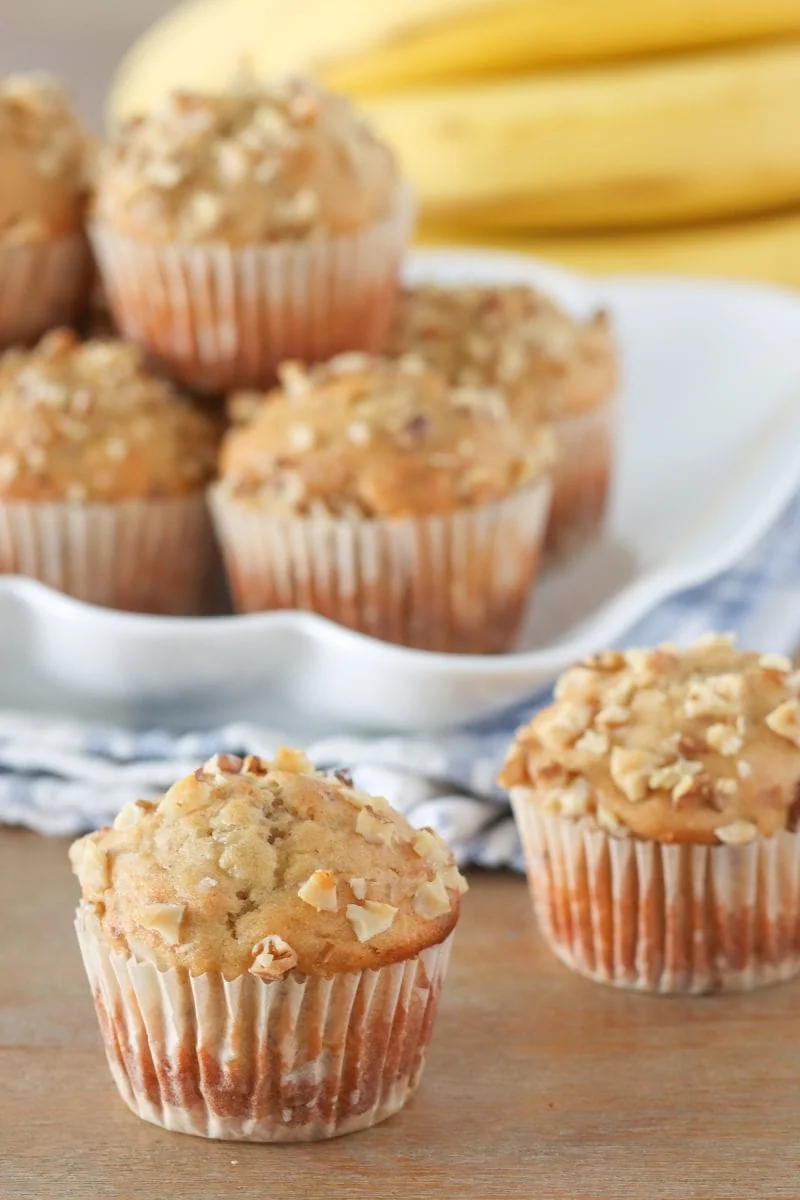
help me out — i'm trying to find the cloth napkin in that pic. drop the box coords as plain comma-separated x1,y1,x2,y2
2,492,799,868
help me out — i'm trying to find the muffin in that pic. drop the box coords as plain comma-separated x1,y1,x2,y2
69,748,466,1141
500,634,800,994
389,284,618,562
91,76,413,392
0,72,94,346
210,352,554,652
0,328,219,612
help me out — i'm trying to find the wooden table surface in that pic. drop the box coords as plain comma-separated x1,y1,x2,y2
2,829,799,1200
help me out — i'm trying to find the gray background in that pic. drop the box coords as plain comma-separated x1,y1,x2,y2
1,0,175,126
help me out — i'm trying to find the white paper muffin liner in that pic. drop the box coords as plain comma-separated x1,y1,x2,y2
511,791,800,994
0,493,215,614
90,188,415,393
544,398,616,565
75,909,453,1142
0,233,93,347
209,476,552,653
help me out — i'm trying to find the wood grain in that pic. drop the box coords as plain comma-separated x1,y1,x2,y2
1,828,798,1199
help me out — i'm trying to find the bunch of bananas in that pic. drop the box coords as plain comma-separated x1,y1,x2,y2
111,0,800,284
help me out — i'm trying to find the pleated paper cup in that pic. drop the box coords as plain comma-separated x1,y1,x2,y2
544,399,616,565
90,187,415,393
511,790,800,995
0,232,93,348
210,476,552,653
75,907,453,1142
0,492,215,614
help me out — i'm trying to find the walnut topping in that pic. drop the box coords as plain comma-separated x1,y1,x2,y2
197,876,218,891
413,875,452,919
74,839,110,895
202,752,244,777
112,800,150,830
536,702,592,749
272,746,314,773
241,754,269,776
714,778,738,799
554,666,596,701
557,778,592,818
705,724,743,757
346,901,397,943
765,699,800,748
441,862,469,894
596,806,630,838
249,935,298,980
411,828,450,867
649,759,703,792
594,705,630,730
737,760,753,779
297,869,338,912
137,903,185,944
583,650,626,672
574,729,609,757
609,747,661,802
684,673,744,719
715,820,758,846
759,653,792,674
349,877,367,901
355,808,396,846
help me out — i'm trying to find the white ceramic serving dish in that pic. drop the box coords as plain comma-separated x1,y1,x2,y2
2,248,800,735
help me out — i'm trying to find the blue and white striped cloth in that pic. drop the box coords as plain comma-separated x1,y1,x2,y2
2,492,799,869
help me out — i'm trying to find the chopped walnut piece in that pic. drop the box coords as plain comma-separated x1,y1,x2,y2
574,729,609,757
582,650,625,671
356,808,396,846
346,901,397,943
441,863,469,894
760,653,793,674
112,800,149,830
649,759,702,792
349,877,367,900
595,705,630,730
273,746,315,773
249,935,298,980
74,839,110,895
137,903,185,945
203,752,244,777
737,760,753,779
609,747,661,802
554,667,596,702
596,806,630,838
297,869,338,912
765,699,800,748
715,820,758,846
536,702,592,749
413,875,451,919
705,724,743,757
241,755,269,776
411,828,449,867
714,778,738,799
557,778,592,818
684,674,744,719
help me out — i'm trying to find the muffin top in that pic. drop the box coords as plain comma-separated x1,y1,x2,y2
499,635,800,846
0,73,90,243
389,284,618,421
0,329,219,502
94,76,400,243
218,352,554,518
70,748,466,979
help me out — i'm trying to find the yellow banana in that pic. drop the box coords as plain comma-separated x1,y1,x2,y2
109,0,800,120
419,211,800,289
365,41,800,232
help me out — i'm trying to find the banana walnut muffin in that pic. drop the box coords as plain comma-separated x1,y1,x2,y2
390,283,618,562
70,747,466,1141
0,72,93,344
500,634,800,993
91,76,413,389
0,328,219,612
211,351,554,651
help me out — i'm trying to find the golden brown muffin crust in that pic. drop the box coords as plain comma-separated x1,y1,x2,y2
70,748,466,979
389,283,618,421
0,73,90,242
218,352,554,517
94,76,399,243
0,329,219,502
500,635,800,845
